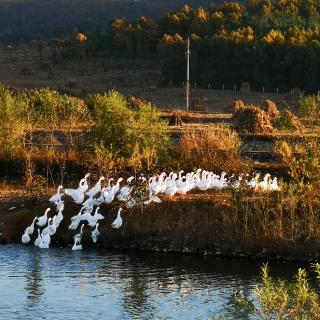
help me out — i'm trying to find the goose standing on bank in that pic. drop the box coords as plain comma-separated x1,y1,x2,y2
85,176,105,198
21,227,31,244
38,232,51,249
64,178,85,204
91,223,100,243
49,185,64,203
117,176,134,201
74,224,84,244
37,208,50,227
112,208,123,229
34,229,41,247
27,216,38,235
82,173,91,193
87,207,104,227
72,224,84,250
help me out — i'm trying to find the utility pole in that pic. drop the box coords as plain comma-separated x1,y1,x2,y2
186,37,190,111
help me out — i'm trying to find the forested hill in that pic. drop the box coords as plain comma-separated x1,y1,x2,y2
0,0,216,43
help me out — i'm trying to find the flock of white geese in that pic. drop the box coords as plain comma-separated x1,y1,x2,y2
21,170,280,250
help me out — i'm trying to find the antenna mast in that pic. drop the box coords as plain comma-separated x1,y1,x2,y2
186,37,190,111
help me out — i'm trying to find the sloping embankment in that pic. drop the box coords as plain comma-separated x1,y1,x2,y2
1,190,320,262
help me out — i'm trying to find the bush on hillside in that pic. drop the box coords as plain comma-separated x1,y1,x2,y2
89,90,169,171
19,88,89,127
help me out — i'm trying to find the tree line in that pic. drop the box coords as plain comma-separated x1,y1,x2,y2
65,0,320,92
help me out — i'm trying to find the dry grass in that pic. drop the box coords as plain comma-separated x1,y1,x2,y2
1,187,320,260
176,126,248,173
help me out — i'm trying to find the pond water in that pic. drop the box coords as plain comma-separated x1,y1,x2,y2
0,245,303,320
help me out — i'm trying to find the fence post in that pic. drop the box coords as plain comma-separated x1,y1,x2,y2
208,83,211,89
194,82,197,89
222,84,225,90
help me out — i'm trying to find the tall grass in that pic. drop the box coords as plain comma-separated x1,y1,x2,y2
176,125,248,174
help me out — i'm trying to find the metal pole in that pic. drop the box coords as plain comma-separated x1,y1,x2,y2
186,37,190,111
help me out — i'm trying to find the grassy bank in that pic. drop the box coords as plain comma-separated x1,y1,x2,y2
1,185,320,262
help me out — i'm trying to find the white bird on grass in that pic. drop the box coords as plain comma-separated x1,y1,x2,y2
117,176,134,201
93,188,106,206
38,232,51,249
86,207,104,227
34,229,41,247
112,208,123,229
49,185,63,203
37,208,50,227
73,224,84,244
27,216,38,235
85,176,105,198
82,195,94,212
72,238,82,251
68,207,85,230
64,179,85,204
144,192,162,205
91,223,100,244
82,173,91,193
21,228,31,244
55,199,64,212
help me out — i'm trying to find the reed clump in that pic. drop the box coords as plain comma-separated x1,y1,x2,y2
176,126,248,174
256,264,320,320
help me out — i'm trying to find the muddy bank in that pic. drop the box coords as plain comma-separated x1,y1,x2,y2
0,191,319,262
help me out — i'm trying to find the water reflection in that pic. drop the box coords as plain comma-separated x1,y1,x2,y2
24,252,44,302
0,245,308,320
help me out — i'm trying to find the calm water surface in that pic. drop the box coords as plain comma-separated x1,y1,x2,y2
0,245,303,320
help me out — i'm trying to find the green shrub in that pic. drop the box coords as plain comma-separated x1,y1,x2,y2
256,264,320,320
299,94,320,118
0,84,30,157
89,90,169,170
275,140,320,186
19,88,89,128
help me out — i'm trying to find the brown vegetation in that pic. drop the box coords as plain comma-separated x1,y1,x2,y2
232,105,274,134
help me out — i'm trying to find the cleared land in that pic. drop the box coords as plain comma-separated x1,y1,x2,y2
0,44,292,112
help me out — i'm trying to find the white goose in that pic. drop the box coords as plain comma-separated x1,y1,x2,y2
72,238,82,251
112,208,123,229
268,177,280,191
257,174,271,191
85,176,105,197
91,223,100,243
41,218,52,236
64,178,85,204
68,207,84,230
27,216,38,235
112,177,124,195
126,198,136,208
87,207,104,227
144,191,162,205
82,195,94,213
38,232,51,249
37,208,50,227
74,224,84,244
164,173,178,196
34,229,41,247
49,185,63,203
82,173,91,193
21,227,31,244
49,217,57,236
103,188,115,204
54,207,64,228
55,199,64,212
93,188,106,206
117,176,134,201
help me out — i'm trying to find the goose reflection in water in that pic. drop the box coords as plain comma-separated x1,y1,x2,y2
24,251,45,302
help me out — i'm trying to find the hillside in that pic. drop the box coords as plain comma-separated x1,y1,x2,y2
0,0,214,43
